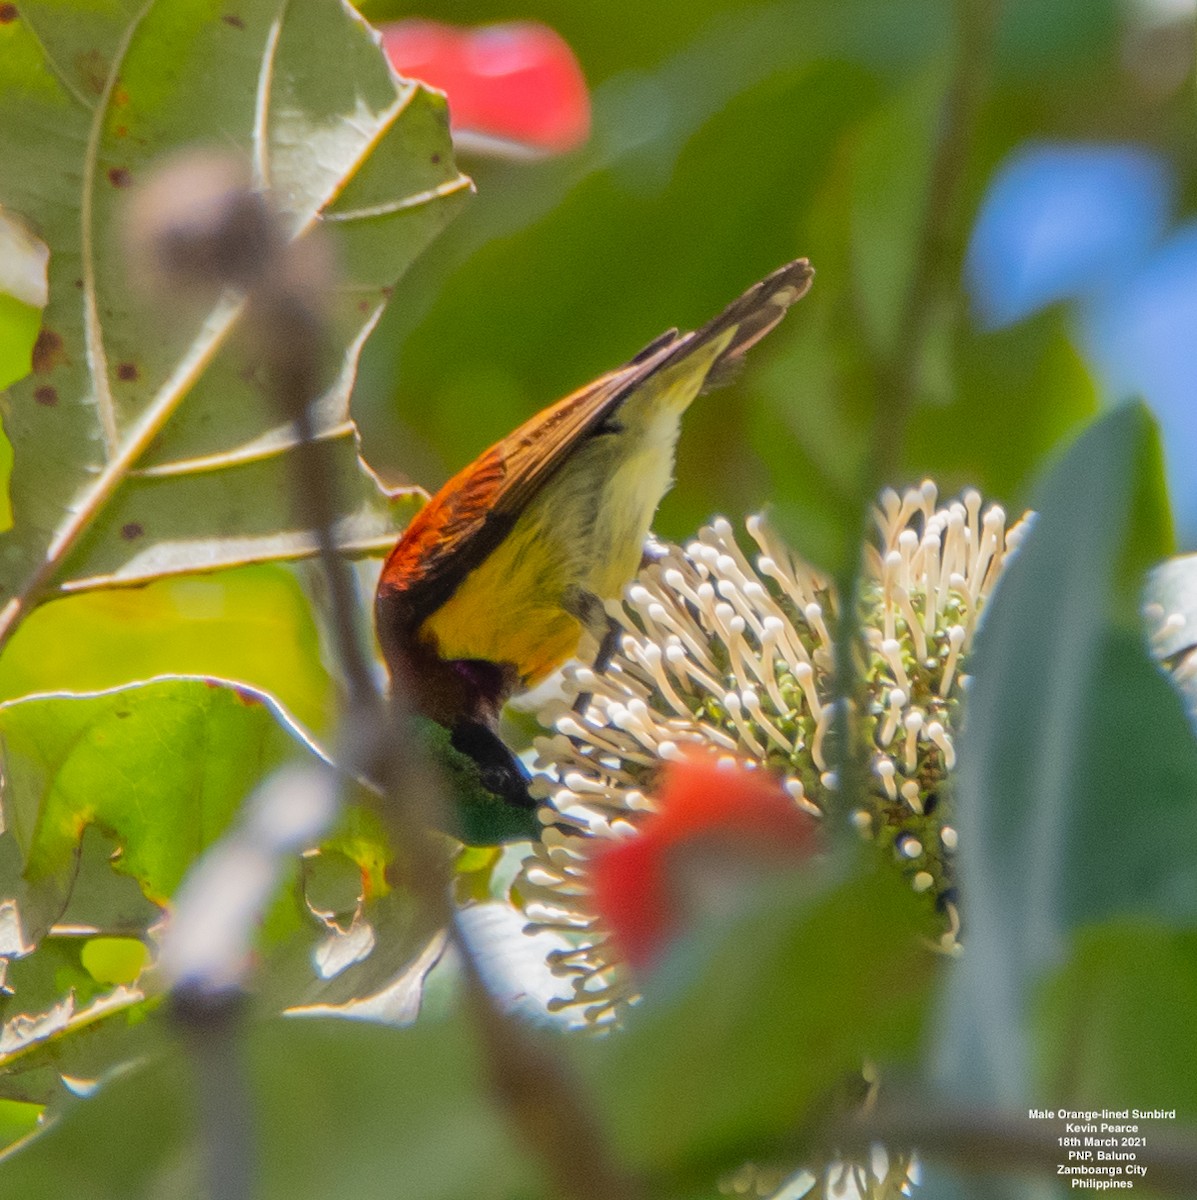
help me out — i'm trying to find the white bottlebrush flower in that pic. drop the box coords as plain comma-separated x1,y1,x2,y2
515,483,1029,1027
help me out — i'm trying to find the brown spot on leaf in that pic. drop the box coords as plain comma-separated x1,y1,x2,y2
222,12,244,27
232,686,262,707
0,5,18,23
112,84,129,107
116,361,139,382
358,299,371,314
114,710,131,719
430,153,441,164
74,278,83,289
34,385,58,407
108,166,132,188
121,522,144,541
114,125,128,138
75,49,107,96
31,328,64,373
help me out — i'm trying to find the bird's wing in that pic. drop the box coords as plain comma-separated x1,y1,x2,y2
376,258,814,629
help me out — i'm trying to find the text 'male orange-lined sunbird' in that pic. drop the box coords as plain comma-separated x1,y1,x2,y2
376,259,814,809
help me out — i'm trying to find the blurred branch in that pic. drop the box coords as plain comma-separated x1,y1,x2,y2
456,925,644,1200
867,0,1001,480
134,150,635,1200
170,994,257,1200
830,0,1001,829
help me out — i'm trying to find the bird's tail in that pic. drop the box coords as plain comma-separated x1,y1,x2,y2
627,258,814,400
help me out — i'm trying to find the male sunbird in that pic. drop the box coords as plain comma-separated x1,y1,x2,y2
376,259,814,810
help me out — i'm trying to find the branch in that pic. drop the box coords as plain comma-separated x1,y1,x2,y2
830,0,1002,825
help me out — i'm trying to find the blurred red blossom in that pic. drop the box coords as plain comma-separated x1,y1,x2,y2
379,19,590,156
589,754,819,971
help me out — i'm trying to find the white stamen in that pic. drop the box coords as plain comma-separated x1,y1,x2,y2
903,711,924,774
921,532,941,637
900,779,923,813
881,638,911,693
940,624,966,696
759,617,792,713
964,489,982,574
875,755,898,799
804,601,832,650
926,720,956,770
878,687,907,747
664,642,725,697
722,691,765,756
793,661,824,721
630,641,689,715
741,688,792,752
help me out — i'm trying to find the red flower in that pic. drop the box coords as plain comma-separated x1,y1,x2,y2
379,20,590,156
590,755,818,971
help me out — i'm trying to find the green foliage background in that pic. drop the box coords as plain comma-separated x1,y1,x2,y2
1,0,1196,1197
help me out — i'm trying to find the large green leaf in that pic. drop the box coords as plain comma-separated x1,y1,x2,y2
0,566,334,735
0,0,469,646
1035,920,1197,1121
0,676,313,943
0,672,539,1081
932,404,1193,1113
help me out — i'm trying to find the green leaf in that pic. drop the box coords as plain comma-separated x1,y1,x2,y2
0,1015,544,1200
0,0,468,644
933,404,1195,1110
0,824,160,1035
1035,920,1197,1121
0,1098,42,1153
79,937,148,986
0,295,41,400
0,677,314,934
0,986,158,1108
261,887,443,1019
905,309,1099,506
593,861,936,1180
0,208,49,536
0,566,335,736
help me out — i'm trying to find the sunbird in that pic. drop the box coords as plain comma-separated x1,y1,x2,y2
376,259,814,810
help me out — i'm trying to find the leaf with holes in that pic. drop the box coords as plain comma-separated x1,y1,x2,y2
0,0,470,648
0,676,316,948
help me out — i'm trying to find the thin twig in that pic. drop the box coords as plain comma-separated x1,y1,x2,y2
830,0,1002,830
170,995,257,1200
137,157,638,1200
